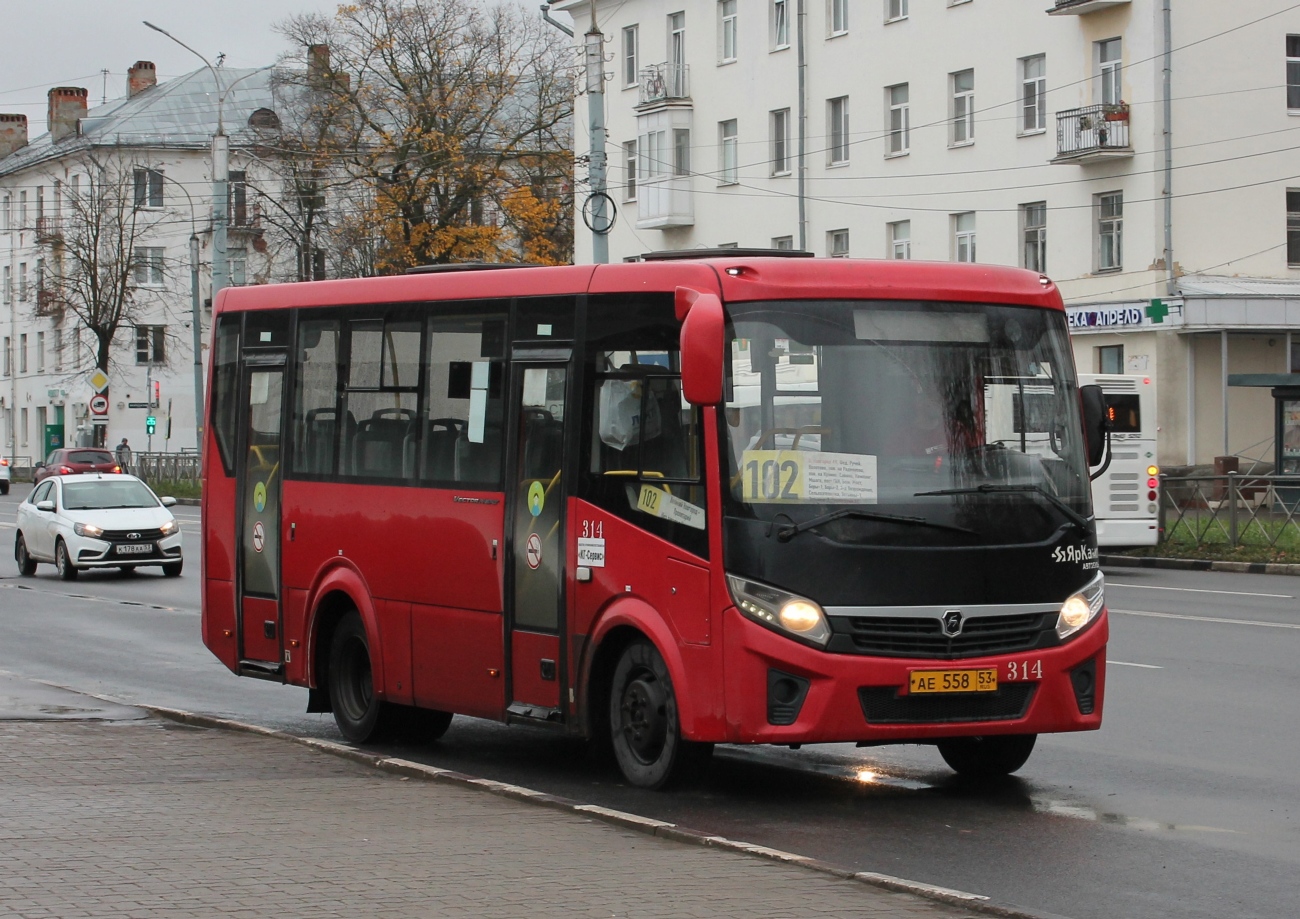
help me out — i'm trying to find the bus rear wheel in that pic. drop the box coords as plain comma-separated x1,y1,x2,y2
937,734,1037,777
328,611,397,743
609,639,711,789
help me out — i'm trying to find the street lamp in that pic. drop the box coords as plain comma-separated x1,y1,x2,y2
151,171,204,454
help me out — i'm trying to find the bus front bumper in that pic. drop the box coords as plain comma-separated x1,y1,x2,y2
718,606,1107,745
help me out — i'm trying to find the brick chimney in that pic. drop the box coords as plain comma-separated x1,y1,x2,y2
127,61,157,98
48,87,88,144
0,114,28,159
307,44,331,86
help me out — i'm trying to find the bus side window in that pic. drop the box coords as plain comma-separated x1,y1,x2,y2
335,317,422,482
291,318,340,477
211,314,241,476
425,313,507,489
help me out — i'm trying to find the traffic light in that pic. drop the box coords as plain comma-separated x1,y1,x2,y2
153,381,161,407
146,415,157,435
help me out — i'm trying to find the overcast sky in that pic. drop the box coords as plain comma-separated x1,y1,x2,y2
1,1,571,136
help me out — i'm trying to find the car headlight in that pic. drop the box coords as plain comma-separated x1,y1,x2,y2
727,574,831,647
1056,571,1105,640
73,522,104,538
159,519,178,536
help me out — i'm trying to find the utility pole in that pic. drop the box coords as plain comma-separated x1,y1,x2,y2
584,5,610,264
189,234,203,453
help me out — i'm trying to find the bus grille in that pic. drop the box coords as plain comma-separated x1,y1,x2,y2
858,683,1036,724
831,612,1056,660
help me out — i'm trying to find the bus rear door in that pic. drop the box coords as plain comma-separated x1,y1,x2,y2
505,355,572,722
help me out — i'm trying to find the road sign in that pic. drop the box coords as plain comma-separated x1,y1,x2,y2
128,402,150,409
89,393,109,416
87,369,110,393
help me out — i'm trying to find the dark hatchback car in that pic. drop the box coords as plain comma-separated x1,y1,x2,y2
33,448,121,485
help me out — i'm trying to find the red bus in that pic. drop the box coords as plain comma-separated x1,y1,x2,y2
201,252,1110,788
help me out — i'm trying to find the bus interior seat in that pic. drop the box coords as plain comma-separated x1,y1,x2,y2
420,417,465,481
455,402,503,485
522,409,564,480
300,408,337,475
354,408,416,479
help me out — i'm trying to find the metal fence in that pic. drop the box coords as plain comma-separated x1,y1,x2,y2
1159,474,1300,549
124,451,202,484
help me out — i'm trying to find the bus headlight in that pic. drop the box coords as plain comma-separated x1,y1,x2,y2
1056,571,1105,640
727,575,831,647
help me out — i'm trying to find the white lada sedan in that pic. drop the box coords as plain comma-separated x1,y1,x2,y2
14,474,183,579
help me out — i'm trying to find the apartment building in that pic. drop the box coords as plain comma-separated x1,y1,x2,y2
0,62,279,462
556,0,1300,467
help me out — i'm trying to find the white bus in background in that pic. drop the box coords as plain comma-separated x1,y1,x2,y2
1078,374,1159,546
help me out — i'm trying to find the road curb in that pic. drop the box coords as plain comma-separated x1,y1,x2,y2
1101,554,1300,576
138,702,1057,919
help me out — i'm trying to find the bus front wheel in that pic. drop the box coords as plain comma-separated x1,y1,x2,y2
609,639,711,789
328,611,396,743
937,734,1037,777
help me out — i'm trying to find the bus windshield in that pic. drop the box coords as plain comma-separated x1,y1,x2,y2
722,299,1092,545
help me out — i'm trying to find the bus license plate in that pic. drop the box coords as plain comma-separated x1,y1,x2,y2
116,543,153,555
908,668,998,694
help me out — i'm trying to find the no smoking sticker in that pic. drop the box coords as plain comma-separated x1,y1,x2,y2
252,521,265,553
525,533,542,569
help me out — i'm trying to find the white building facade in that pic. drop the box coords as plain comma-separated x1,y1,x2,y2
0,62,279,465
556,0,1300,468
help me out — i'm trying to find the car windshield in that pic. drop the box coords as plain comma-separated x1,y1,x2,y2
67,451,114,464
62,480,159,510
722,299,1092,545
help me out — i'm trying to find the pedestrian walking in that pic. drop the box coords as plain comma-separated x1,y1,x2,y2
116,438,132,471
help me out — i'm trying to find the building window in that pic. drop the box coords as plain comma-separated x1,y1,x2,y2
772,235,794,250
20,408,27,446
673,128,691,176
953,212,976,262
1097,192,1123,271
1022,202,1047,273
719,0,737,63
36,186,44,220
642,129,666,178
35,257,44,295
18,262,27,301
772,0,789,49
1097,345,1123,374
53,329,62,372
133,167,164,208
2,336,8,376
889,220,911,259
719,119,738,185
887,0,908,22
829,0,848,36
133,247,165,286
1289,36,1300,110
1288,189,1300,266
829,228,849,257
624,140,638,201
887,83,909,156
2,266,8,305
19,334,27,373
36,331,44,373
669,12,687,96
228,170,248,226
771,108,790,174
18,191,27,227
1098,38,1122,106
1021,55,1046,133
828,95,849,165
136,326,165,365
1,194,8,230
951,69,975,145
623,25,639,88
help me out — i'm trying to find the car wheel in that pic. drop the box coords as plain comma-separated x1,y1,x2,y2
937,734,1037,778
328,611,399,743
609,638,712,789
14,533,36,576
55,539,78,581
162,560,183,577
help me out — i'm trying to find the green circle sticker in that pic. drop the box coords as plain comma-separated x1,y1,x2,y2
527,481,546,517
253,481,267,513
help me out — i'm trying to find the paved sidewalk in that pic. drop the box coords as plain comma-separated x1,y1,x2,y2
0,716,983,919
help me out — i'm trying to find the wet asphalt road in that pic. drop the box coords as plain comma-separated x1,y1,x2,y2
1,483,1297,919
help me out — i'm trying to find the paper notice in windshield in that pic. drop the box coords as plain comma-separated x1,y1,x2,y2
740,450,878,504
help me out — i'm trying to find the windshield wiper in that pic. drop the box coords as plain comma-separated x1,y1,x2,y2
913,483,1091,533
775,508,980,542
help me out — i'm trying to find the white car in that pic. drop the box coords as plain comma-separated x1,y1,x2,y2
14,473,183,579
0,456,10,495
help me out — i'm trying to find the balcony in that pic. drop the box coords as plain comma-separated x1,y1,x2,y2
1052,103,1133,164
35,289,64,318
1047,0,1130,14
35,215,64,243
637,63,690,108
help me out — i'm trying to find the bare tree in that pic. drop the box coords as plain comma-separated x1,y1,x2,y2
275,0,574,273
38,153,174,374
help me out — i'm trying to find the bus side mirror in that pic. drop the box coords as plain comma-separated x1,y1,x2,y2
1080,384,1109,466
676,286,724,405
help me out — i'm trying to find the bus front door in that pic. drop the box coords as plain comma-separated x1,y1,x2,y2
505,362,570,722
235,358,285,674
